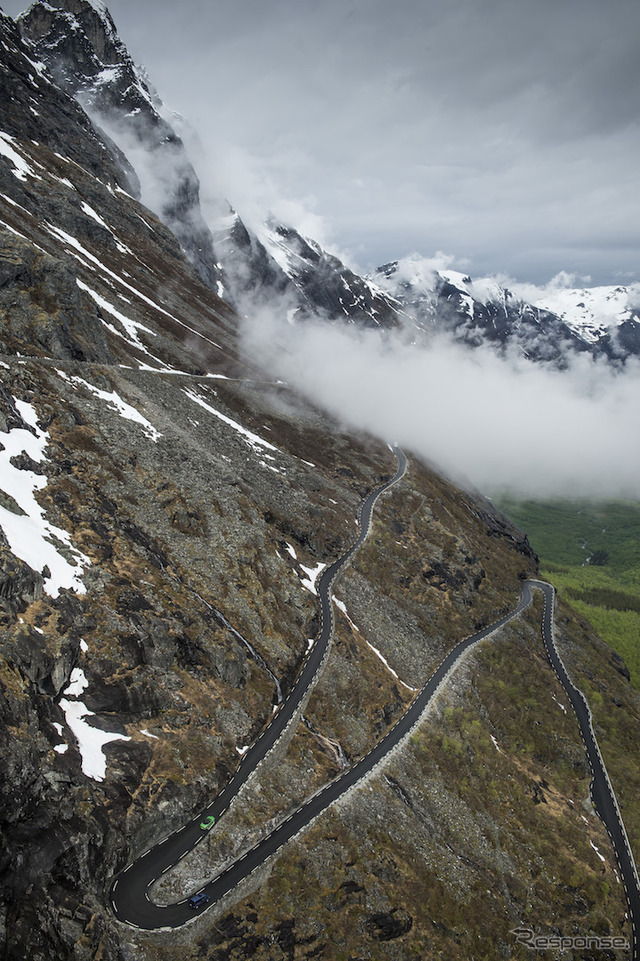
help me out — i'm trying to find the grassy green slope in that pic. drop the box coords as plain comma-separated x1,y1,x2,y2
495,497,640,688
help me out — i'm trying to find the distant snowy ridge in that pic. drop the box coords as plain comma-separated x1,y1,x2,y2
528,283,640,345
372,254,640,362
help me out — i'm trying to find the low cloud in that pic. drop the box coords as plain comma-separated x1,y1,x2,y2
241,304,640,500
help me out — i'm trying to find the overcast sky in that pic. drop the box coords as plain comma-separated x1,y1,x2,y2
4,0,639,285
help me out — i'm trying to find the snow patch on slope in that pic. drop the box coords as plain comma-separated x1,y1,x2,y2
59,668,130,782
182,387,278,454
0,399,89,597
0,132,42,182
63,373,162,441
77,279,157,354
298,560,326,596
333,597,417,691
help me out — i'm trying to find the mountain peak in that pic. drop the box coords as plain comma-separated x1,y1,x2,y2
17,0,221,290
33,0,119,52
18,0,158,112
20,0,119,55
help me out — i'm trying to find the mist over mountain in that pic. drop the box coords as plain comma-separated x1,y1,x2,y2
241,308,640,500
1,4,640,961
16,0,638,503
10,1,639,504
16,3,640,347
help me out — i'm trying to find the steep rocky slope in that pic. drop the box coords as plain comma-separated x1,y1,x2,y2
2,8,640,961
16,0,400,330
17,0,222,291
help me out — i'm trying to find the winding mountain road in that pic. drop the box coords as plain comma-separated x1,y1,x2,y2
109,447,407,929
531,579,640,960
109,455,640,959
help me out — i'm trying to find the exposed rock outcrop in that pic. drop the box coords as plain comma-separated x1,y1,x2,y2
0,545,44,617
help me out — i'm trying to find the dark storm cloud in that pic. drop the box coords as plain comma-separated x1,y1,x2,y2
3,0,639,283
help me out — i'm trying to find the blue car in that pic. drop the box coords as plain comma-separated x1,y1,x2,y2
188,891,209,909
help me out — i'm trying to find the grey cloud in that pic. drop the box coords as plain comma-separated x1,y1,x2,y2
240,305,640,500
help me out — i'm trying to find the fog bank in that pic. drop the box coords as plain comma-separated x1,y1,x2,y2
242,307,640,500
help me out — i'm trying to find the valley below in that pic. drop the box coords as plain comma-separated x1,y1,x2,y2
496,497,640,690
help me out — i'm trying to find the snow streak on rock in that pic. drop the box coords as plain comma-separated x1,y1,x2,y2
59,668,130,782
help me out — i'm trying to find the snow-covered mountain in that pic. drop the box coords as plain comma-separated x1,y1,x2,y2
526,282,640,360
253,217,400,328
14,0,640,367
373,256,640,364
18,0,401,329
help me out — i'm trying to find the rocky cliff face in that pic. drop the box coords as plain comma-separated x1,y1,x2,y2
17,0,222,291
252,218,401,329
15,0,402,330
1,8,640,961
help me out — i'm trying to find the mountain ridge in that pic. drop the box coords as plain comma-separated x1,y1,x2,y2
372,255,640,363
17,0,223,291
14,0,640,367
